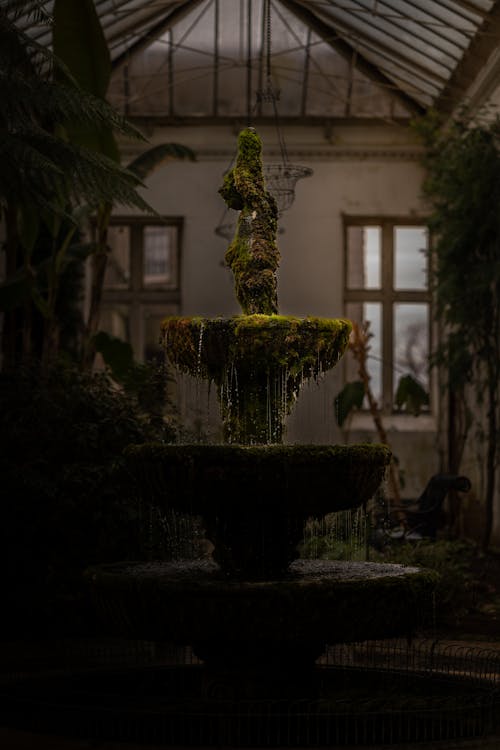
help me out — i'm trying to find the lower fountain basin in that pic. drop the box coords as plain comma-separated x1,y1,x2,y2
85,559,438,668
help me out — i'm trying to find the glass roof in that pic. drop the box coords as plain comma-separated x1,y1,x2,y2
9,0,499,122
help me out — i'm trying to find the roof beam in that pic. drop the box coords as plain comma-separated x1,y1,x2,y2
111,0,205,72
435,0,500,116
450,0,490,17
278,0,425,117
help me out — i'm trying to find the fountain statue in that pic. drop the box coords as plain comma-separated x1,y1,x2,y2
84,128,439,738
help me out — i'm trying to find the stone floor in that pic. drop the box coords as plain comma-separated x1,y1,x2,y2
1,727,499,749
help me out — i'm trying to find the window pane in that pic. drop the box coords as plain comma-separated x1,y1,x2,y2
104,225,130,288
346,226,381,289
143,226,178,289
346,302,382,406
393,303,429,394
394,227,427,290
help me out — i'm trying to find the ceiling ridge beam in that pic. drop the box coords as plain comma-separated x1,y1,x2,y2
278,0,425,118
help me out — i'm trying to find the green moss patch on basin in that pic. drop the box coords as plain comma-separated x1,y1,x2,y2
161,314,352,443
162,315,351,380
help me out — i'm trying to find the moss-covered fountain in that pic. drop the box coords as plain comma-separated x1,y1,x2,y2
4,127,497,749
85,128,437,687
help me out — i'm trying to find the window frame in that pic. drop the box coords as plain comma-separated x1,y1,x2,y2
343,215,432,415
99,215,183,362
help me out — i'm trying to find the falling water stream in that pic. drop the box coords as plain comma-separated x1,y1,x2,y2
301,507,368,562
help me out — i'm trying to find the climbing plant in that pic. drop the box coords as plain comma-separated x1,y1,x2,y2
412,110,500,551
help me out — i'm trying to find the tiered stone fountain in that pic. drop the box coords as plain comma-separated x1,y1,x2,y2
66,128,476,746
84,128,441,743
2,129,496,750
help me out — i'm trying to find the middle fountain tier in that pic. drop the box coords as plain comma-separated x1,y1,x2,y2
125,312,392,580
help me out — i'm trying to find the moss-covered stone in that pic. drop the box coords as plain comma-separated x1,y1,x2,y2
219,128,279,315
162,314,352,443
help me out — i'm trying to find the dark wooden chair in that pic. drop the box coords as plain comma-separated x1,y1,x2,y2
376,474,471,542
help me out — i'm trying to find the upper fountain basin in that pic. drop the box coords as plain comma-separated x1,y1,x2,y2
161,314,353,444
161,314,352,382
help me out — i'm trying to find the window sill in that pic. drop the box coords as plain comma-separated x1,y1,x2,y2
348,412,437,433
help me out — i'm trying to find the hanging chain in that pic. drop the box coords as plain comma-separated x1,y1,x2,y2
254,0,288,164
265,0,272,81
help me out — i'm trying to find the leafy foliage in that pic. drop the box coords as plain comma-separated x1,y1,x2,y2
412,111,500,550
334,380,365,427
394,374,429,416
0,9,150,216
302,520,482,628
0,363,170,636
93,330,177,426
1,4,195,370
370,539,480,626
128,143,196,179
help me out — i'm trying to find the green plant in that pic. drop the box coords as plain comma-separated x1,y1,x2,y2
370,539,480,627
0,362,171,636
0,4,152,369
335,322,429,429
0,3,195,371
93,329,178,429
412,110,500,550
334,321,428,512
52,0,196,369
300,510,369,561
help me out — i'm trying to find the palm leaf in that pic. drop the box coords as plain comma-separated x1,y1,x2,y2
394,374,429,416
53,0,119,160
334,380,365,427
53,0,110,98
127,143,197,180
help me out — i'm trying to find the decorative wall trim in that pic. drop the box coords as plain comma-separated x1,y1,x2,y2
191,147,424,162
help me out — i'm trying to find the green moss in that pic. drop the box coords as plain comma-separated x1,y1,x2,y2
161,315,352,442
162,315,351,378
219,128,279,315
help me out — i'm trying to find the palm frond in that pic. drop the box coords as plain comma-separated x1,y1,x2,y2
0,10,153,217
1,0,52,24
127,143,197,180
0,128,155,217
